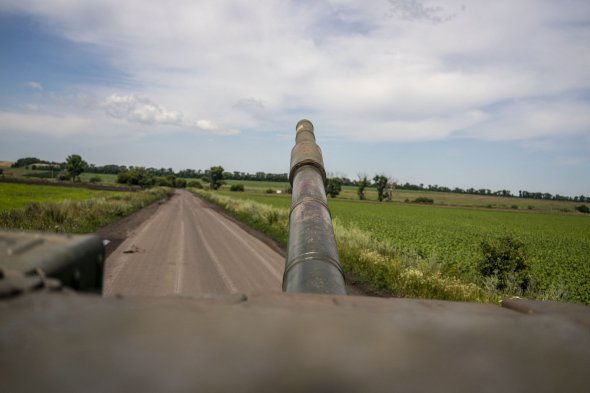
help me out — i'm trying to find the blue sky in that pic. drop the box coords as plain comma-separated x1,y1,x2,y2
1,0,589,196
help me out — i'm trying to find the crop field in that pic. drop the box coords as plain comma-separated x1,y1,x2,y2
0,182,123,211
215,185,590,304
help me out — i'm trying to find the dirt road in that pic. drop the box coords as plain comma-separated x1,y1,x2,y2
102,190,284,296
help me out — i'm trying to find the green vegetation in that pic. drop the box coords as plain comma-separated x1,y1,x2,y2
326,177,343,198
203,165,225,190
201,184,590,305
65,154,88,182
0,183,168,233
0,183,121,211
230,184,245,192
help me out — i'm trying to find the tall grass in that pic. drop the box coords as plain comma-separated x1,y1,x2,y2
193,189,490,302
0,187,169,233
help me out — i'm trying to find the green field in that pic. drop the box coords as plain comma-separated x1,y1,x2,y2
0,183,168,233
212,184,590,304
0,182,123,211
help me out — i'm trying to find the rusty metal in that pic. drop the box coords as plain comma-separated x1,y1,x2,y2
283,120,347,294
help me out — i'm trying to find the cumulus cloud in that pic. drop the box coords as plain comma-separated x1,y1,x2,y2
2,0,590,143
102,93,183,125
101,93,240,135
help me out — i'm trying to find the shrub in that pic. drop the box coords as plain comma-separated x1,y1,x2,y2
511,205,518,209
57,171,69,181
477,236,529,293
117,167,154,187
412,197,434,204
188,180,203,189
265,188,274,194
175,178,187,188
575,205,590,214
230,184,245,192
88,175,102,183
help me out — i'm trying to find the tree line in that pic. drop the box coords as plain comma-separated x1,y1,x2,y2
7,156,590,203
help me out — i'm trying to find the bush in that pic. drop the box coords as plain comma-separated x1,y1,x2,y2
511,205,518,209
230,184,245,192
175,178,187,188
57,171,69,181
412,197,434,204
265,188,274,194
88,175,102,183
188,180,203,189
477,236,529,293
117,167,154,187
575,205,590,214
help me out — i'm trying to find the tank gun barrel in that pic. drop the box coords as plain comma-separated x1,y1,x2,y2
283,119,347,294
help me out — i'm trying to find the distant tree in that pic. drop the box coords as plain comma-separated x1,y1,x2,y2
117,167,154,187
357,174,369,200
373,175,389,202
325,177,343,198
65,154,88,182
204,166,225,190
387,178,397,202
12,157,42,168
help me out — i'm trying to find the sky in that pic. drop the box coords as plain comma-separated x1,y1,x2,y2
0,0,589,196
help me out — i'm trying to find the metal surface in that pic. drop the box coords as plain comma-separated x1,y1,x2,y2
0,231,104,294
284,120,347,294
2,292,590,393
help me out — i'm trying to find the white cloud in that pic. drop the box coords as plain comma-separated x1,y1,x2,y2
2,0,590,143
102,93,183,125
100,93,240,135
25,81,43,91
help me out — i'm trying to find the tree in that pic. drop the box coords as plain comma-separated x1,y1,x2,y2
325,177,343,198
205,165,225,190
357,174,369,200
65,154,88,182
387,178,397,202
117,167,154,187
373,175,389,202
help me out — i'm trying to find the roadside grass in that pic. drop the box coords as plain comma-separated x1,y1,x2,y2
192,189,490,302
0,186,168,233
